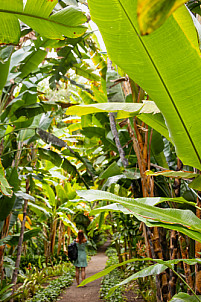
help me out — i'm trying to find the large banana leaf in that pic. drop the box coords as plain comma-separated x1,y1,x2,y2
0,0,87,44
79,256,201,300
67,101,171,142
92,203,201,242
146,170,201,191
77,190,201,242
88,0,201,170
67,101,159,116
67,102,142,116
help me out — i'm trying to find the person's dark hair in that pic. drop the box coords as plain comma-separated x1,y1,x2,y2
77,230,85,244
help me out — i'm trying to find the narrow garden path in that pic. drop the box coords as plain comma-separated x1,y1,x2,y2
57,243,109,302
57,241,144,302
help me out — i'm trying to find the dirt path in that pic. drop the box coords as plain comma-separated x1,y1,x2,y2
57,244,109,302
57,242,144,302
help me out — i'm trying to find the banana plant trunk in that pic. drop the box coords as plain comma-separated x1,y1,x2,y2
179,234,194,294
0,215,11,281
50,219,58,255
127,116,169,301
11,198,28,300
168,159,183,298
169,230,178,298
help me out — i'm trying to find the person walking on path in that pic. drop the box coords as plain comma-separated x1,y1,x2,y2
74,230,88,286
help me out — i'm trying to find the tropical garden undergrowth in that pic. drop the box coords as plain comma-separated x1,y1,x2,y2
1,0,201,301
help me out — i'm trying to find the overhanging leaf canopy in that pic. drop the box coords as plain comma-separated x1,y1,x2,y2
88,0,201,169
0,0,87,44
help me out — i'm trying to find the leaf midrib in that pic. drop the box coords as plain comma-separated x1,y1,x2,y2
0,9,85,29
117,0,201,165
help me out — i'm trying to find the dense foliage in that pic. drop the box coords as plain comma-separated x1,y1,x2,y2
29,269,74,302
1,0,201,301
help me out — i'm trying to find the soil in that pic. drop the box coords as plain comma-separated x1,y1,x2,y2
123,284,145,302
57,242,145,302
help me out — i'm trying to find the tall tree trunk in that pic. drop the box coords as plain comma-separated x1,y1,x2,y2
0,215,11,281
67,216,71,247
179,234,194,294
50,219,58,255
127,110,169,301
11,198,28,300
146,226,168,301
168,158,183,298
169,230,178,298
57,221,64,255
109,112,128,168
0,142,23,282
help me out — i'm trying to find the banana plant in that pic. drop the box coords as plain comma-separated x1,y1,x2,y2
32,179,85,258
77,189,201,243
87,0,201,171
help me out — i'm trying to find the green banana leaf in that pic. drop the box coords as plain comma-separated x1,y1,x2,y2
79,256,201,299
146,169,201,191
19,48,47,79
0,161,12,196
0,0,87,44
88,0,201,170
67,101,158,117
38,149,63,168
0,168,21,221
67,101,172,142
67,102,142,116
146,170,200,179
28,202,50,217
87,201,201,242
99,162,121,180
42,184,56,207
0,228,40,246
0,46,13,90
138,113,171,142
73,63,100,81
77,190,201,241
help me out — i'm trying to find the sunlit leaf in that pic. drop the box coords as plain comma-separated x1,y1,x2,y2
0,160,12,197
137,0,187,35
88,0,201,169
0,0,87,44
78,190,201,240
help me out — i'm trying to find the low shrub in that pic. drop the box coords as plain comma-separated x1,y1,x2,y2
28,269,75,302
15,263,74,301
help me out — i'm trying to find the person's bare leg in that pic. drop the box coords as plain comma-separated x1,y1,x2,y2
75,267,80,285
81,267,86,282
